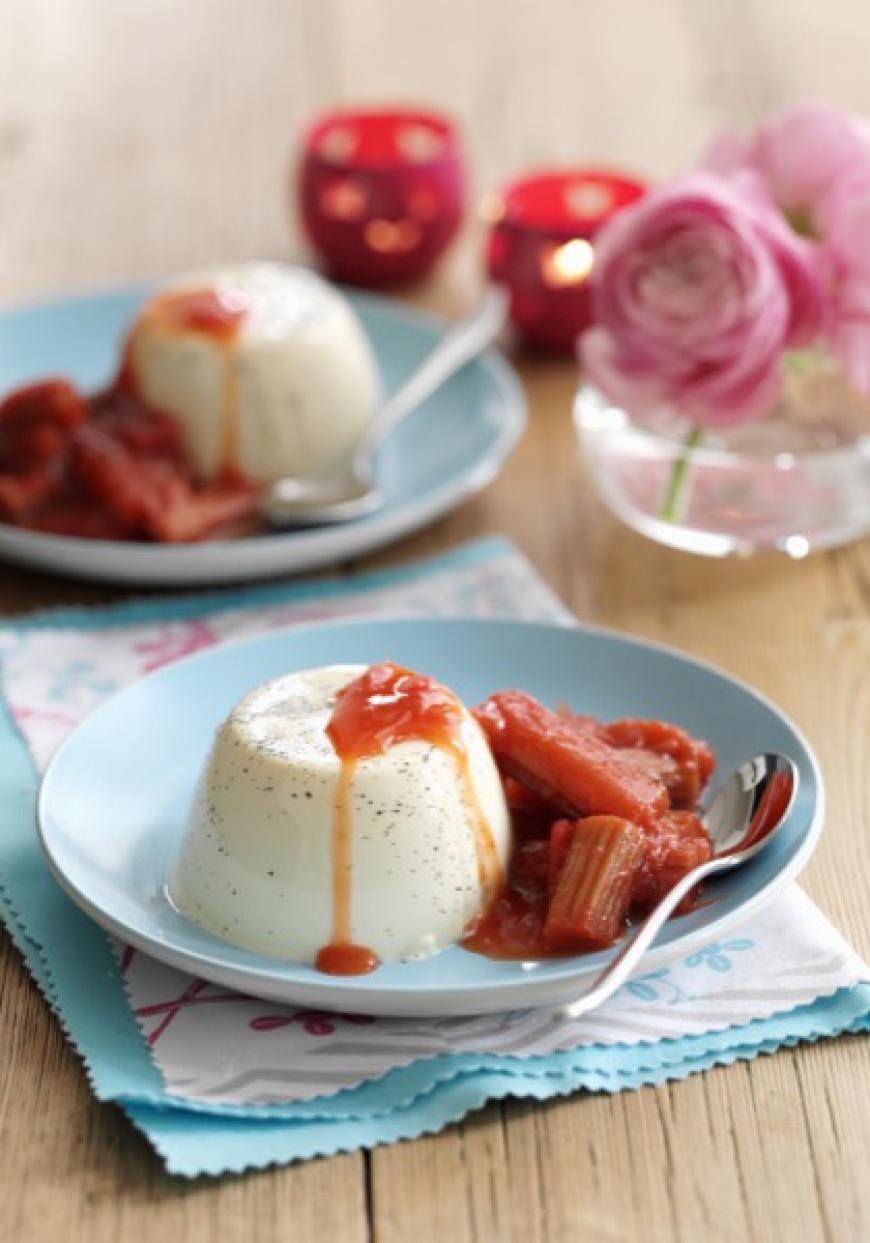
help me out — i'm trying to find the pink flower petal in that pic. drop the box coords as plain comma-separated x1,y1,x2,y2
751,101,870,222
582,171,822,427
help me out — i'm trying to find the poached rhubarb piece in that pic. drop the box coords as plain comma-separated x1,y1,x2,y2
474,691,669,827
0,381,88,522
543,816,644,950
0,380,88,447
602,718,716,809
502,776,564,840
631,810,712,915
548,817,576,894
0,376,259,541
72,422,257,543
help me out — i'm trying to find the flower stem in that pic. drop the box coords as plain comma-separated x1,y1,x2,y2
659,424,704,524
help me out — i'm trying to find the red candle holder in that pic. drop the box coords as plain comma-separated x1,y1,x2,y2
298,107,465,287
485,168,646,352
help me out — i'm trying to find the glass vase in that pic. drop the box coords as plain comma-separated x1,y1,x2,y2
574,356,870,557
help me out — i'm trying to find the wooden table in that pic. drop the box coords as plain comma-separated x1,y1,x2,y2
1,3,868,1239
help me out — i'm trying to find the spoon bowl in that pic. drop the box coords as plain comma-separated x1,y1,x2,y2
266,472,384,527
701,752,799,858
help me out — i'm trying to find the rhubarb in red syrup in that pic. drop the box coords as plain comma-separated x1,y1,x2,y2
463,693,717,961
474,691,669,826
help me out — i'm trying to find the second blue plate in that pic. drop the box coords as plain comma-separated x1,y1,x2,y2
0,288,525,585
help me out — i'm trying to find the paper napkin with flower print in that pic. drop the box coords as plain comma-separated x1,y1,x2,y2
0,538,867,1176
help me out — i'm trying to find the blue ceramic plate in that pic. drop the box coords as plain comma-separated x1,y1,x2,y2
37,618,825,1016
0,287,524,585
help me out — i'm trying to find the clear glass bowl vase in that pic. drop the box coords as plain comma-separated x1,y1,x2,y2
574,360,870,557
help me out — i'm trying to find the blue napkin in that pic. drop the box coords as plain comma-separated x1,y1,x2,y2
1,537,867,1177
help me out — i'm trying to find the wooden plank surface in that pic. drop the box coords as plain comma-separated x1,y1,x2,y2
1,2,868,1240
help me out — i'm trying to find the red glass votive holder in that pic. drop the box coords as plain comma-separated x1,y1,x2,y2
298,107,465,287
485,168,646,352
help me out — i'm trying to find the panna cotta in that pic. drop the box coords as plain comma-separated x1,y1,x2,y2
169,663,511,970
125,262,381,484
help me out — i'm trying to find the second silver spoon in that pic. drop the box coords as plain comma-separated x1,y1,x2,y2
264,285,510,528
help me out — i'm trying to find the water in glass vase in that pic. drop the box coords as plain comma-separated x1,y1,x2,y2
575,360,870,557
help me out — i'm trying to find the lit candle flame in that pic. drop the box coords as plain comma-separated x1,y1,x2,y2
540,238,595,288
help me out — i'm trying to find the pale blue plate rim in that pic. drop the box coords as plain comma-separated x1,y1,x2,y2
0,284,526,585
36,616,825,1015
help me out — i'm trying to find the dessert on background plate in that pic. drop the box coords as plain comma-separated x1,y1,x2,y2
170,660,717,976
0,285,525,584
0,262,381,542
126,263,381,485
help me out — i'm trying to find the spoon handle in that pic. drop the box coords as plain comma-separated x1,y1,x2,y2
355,285,510,467
559,854,735,1019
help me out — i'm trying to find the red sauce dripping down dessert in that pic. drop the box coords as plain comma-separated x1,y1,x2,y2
170,662,511,972
142,287,249,341
127,286,251,478
317,662,502,975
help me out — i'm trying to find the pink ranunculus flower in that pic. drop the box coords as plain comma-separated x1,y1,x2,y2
705,100,870,235
706,101,870,395
581,173,823,427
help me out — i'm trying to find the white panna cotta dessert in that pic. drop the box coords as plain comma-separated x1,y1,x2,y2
169,664,511,970
125,262,381,484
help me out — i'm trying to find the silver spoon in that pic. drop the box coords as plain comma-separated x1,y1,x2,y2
559,752,799,1019
264,285,511,528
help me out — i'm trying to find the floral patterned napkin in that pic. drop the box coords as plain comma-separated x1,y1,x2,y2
0,537,867,1175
